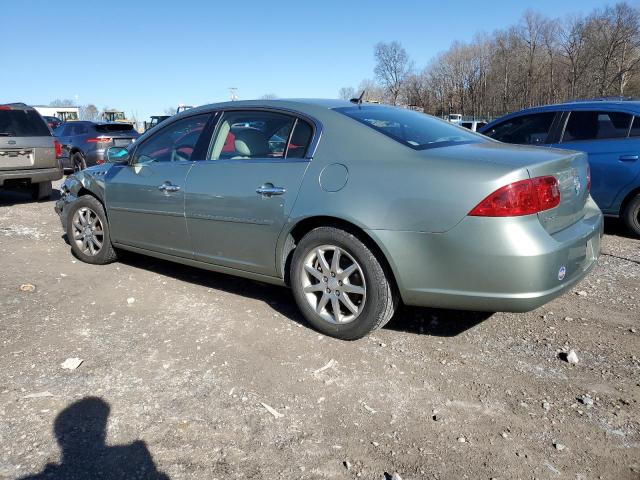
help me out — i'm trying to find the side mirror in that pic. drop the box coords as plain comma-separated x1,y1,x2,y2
105,146,130,164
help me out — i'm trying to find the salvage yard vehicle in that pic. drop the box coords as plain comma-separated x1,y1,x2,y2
144,115,170,131
54,121,139,171
0,103,62,200
55,99,603,340
480,99,640,237
461,120,487,132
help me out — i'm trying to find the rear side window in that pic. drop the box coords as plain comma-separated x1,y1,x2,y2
209,111,298,160
287,120,313,158
483,112,555,145
562,111,632,142
0,109,51,137
335,105,479,150
628,116,640,137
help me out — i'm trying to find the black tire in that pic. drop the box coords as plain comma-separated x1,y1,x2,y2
290,227,397,340
622,193,640,238
72,152,87,172
66,195,117,265
30,181,52,201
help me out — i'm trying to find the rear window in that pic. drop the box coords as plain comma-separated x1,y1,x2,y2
0,109,51,137
562,111,633,142
334,105,480,150
95,123,135,133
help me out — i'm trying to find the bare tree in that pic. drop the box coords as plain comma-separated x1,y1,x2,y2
79,104,99,121
352,2,640,118
163,107,177,116
373,41,412,105
49,99,75,107
338,87,357,100
260,93,278,100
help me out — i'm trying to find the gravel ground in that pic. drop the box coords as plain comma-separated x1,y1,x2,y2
0,182,638,480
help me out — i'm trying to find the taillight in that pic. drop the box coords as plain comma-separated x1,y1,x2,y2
0,106,10,110
86,137,112,144
586,164,591,192
54,140,62,159
469,175,560,217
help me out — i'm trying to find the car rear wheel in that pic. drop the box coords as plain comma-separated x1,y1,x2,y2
622,193,640,238
66,195,117,264
291,227,397,340
30,181,52,201
72,152,87,172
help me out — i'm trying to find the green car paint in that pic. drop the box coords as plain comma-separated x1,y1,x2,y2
55,99,603,313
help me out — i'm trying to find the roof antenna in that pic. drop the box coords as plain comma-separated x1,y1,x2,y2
350,90,365,107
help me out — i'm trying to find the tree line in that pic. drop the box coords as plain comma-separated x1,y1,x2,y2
340,2,640,119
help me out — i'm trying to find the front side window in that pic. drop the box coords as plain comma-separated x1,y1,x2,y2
335,106,479,150
209,111,305,160
562,111,633,142
483,112,555,145
133,114,210,164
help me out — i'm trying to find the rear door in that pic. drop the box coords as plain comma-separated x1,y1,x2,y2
106,113,213,257
184,109,315,276
0,108,55,173
550,109,640,211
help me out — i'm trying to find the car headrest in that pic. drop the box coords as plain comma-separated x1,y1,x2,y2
234,129,269,157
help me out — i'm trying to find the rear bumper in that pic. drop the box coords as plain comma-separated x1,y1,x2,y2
369,197,604,312
0,167,63,186
86,149,106,167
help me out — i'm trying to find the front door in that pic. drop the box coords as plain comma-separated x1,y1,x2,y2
185,110,315,276
106,113,213,257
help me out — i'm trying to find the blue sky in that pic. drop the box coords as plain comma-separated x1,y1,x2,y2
1,0,611,120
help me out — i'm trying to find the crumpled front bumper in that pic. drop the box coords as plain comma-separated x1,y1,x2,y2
54,188,77,232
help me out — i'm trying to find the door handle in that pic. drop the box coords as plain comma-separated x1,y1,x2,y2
158,182,181,193
619,155,639,162
256,184,286,197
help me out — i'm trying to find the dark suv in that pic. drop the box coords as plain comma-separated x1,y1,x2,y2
55,121,139,171
0,103,63,200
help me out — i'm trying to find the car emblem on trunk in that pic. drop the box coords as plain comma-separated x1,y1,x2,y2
8,140,15,145
573,172,581,195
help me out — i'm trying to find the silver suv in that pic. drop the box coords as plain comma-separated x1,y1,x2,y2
0,103,63,200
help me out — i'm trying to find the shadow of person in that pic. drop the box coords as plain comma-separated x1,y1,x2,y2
19,397,169,480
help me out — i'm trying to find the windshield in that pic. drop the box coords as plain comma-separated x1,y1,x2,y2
334,106,481,150
0,109,51,137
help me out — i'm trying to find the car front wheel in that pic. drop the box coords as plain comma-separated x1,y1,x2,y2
66,195,117,264
291,227,397,340
622,193,640,238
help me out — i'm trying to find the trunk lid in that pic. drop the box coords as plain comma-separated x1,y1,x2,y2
527,150,590,234
415,141,591,234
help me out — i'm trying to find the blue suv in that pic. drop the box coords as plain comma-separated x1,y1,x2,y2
479,99,640,237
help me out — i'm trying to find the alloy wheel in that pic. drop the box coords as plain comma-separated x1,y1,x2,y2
71,207,104,256
301,245,366,324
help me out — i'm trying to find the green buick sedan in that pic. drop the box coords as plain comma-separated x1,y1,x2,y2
55,99,603,340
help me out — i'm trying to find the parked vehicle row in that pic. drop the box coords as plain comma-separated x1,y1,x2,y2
0,103,62,199
53,121,139,171
479,99,640,237
55,99,602,340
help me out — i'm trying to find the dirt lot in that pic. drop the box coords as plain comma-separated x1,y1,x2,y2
0,181,638,480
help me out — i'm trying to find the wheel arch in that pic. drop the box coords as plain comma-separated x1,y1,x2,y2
279,215,401,296
620,185,640,216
